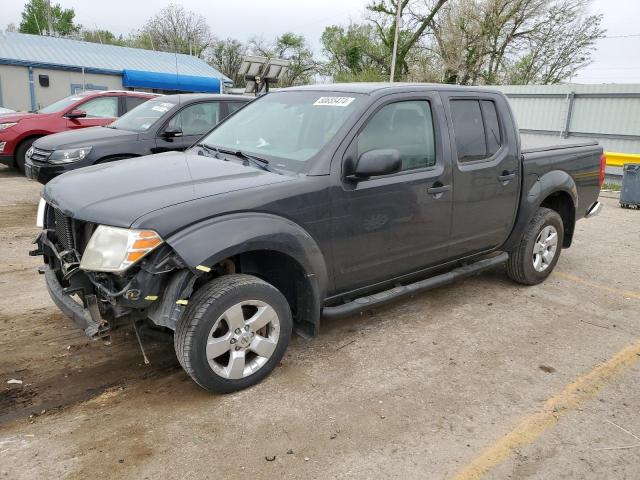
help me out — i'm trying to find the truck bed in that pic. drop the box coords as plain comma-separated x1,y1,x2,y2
520,133,598,154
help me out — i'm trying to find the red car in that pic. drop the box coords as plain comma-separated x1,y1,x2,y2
0,90,158,172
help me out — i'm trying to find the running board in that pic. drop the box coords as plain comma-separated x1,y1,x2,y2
322,252,509,319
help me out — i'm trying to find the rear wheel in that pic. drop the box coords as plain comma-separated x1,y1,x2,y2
506,207,564,285
15,138,36,173
174,274,292,393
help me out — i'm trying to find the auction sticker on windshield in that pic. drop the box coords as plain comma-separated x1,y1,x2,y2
313,97,355,107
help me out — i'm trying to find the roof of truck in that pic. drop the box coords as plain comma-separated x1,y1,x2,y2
285,83,503,95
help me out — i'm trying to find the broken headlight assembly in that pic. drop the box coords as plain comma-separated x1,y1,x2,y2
79,225,163,273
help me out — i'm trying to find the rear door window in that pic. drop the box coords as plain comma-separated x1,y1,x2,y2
125,96,149,113
450,99,502,162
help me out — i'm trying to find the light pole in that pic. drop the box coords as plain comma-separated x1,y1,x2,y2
390,1,403,83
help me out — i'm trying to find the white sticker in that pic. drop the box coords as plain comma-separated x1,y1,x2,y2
313,96,355,107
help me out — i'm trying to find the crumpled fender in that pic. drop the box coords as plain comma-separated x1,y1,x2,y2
165,212,329,299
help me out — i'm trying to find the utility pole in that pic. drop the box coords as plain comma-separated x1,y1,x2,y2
390,0,403,83
46,0,53,36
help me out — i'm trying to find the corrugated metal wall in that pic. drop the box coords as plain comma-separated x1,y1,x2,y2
489,84,640,154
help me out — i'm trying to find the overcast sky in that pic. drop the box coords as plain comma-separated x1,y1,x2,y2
3,0,640,83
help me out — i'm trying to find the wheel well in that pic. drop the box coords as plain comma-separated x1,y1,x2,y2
14,135,42,162
540,191,575,247
220,250,318,338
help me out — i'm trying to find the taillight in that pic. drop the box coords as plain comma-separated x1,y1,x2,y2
599,153,606,187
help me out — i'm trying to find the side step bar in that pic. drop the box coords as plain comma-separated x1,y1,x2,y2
322,252,509,319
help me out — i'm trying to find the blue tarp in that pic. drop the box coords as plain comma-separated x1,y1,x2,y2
122,69,221,93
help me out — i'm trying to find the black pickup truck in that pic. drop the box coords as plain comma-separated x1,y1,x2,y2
34,84,604,393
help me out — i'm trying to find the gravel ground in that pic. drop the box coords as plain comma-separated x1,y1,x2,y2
0,164,638,479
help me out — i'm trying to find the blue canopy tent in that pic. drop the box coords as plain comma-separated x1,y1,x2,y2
122,69,222,93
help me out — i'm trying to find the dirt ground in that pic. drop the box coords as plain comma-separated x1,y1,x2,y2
1,164,639,479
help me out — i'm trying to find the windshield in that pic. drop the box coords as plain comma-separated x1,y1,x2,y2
110,98,177,132
38,93,89,113
199,91,363,170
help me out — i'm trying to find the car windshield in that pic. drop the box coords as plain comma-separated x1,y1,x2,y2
109,98,177,132
199,91,363,170
38,93,90,113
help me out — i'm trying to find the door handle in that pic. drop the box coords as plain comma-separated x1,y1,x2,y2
498,171,517,183
427,184,451,196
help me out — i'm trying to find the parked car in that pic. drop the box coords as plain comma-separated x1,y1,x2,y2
25,94,251,183
0,107,15,115
0,90,158,172
34,84,604,393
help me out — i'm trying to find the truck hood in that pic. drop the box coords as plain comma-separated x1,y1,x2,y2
43,151,294,228
34,126,137,150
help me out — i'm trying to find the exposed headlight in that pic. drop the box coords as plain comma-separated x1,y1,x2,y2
49,146,92,164
80,226,163,273
0,122,17,131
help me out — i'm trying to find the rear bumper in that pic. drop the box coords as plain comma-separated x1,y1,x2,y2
585,201,602,218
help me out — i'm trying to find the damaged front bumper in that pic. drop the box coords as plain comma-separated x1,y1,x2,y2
42,264,110,340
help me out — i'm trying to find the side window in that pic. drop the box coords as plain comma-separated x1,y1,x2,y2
450,99,502,162
167,102,221,136
125,96,149,113
79,97,119,118
227,102,246,114
357,100,436,172
481,100,502,156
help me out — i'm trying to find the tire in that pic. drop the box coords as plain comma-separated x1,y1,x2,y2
174,274,292,393
506,207,564,285
15,138,36,173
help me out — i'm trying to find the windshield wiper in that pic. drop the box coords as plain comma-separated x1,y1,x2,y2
202,145,273,172
195,143,219,157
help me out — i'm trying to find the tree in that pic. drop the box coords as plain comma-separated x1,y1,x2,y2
140,3,212,55
249,33,319,87
321,23,388,81
19,0,79,36
80,29,126,46
207,38,247,87
366,0,449,78
505,1,604,84
430,0,604,85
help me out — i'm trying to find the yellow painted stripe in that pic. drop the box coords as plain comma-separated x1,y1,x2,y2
554,271,640,300
176,299,188,305
605,151,640,168
144,295,158,301
196,265,211,272
454,340,640,480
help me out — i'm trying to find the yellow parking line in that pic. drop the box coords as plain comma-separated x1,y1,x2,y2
553,271,640,300
453,340,640,480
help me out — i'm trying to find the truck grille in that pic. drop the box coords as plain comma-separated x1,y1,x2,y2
30,147,53,163
53,208,75,251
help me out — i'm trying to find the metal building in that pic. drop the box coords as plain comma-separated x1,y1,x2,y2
0,31,232,112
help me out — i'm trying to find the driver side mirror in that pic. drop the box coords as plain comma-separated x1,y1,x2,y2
162,127,183,139
66,109,86,119
347,149,402,181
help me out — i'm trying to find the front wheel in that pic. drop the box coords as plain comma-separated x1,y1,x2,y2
174,274,292,393
506,207,564,285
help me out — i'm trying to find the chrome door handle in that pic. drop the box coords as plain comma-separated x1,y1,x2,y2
498,171,516,183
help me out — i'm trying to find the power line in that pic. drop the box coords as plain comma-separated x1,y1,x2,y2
599,33,640,39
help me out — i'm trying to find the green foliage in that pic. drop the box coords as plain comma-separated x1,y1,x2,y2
81,29,126,46
321,23,387,79
19,0,79,36
207,38,247,87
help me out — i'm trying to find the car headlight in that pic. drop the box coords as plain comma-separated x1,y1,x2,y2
0,122,17,131
79,226,163,273
49,146,92,164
